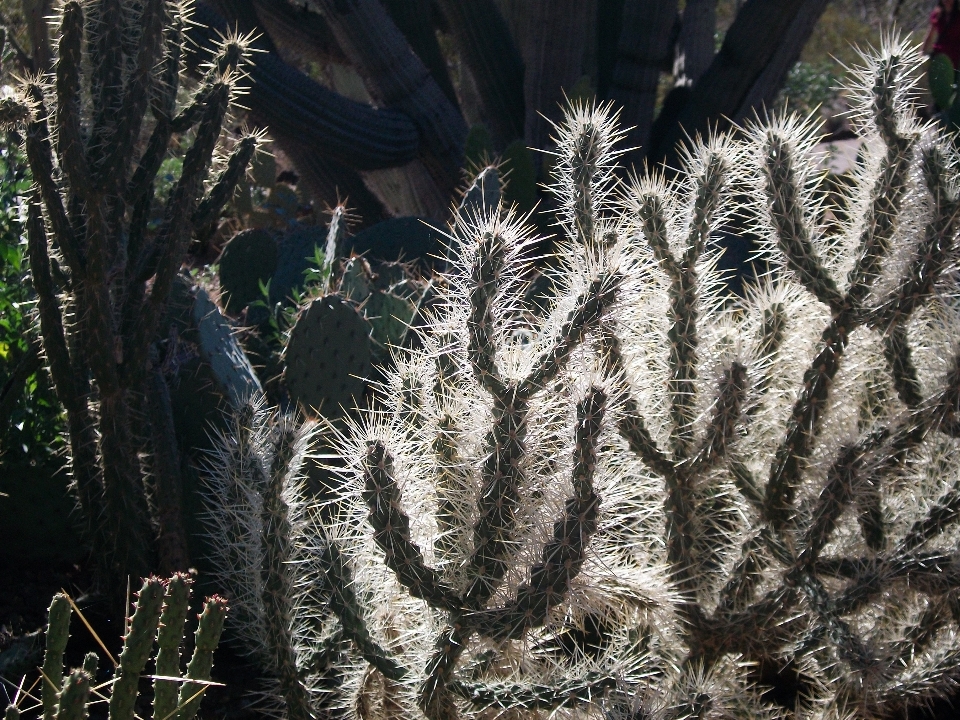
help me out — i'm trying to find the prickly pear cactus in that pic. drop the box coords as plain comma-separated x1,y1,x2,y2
218,228,278,315
284,295,373,418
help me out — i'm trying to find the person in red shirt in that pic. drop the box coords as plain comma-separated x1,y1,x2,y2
925,0,960,68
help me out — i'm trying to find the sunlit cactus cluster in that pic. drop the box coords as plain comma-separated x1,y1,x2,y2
205,38,960,720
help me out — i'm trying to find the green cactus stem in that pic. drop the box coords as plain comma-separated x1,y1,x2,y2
153,574,192,720
42,594,72,720
109,578,165,720
55,670,91,720
174,596,228,720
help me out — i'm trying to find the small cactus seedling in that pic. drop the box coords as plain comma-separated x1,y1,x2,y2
218,229,279,315
6,577,227,720
284,295,373,418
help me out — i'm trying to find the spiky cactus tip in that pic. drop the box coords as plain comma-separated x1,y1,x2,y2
305,38,960,720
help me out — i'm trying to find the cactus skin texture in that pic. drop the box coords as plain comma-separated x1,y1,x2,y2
0,0,257,584
16,578,226,720
277,38,960,720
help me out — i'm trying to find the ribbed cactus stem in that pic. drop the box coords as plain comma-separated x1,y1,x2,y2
109,577,165,720
54,670,91,720
448,674,618,712
467,231,507,394
261,421,312,720
42,594,72,720
55,2,88,190
174,596,228,720
192,135,258,227
432,413,471,568
153,574,193,720
570,121,600,247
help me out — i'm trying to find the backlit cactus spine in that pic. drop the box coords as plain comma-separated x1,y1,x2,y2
0,0,257,581
200,395,330,719
312,37,960,720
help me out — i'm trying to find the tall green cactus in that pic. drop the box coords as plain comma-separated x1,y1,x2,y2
5,577,227,720
0,0,257,583
307,38,960,719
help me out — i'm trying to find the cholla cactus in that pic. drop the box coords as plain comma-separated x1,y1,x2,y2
200,395,333,719
306,38,960,720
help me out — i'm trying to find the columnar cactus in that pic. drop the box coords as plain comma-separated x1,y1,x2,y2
306,38,960,720
0,0,257,581
6,577,227,720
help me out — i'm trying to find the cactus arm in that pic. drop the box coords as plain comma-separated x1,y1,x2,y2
432,414,471,568
174,596,227,720
81,652,98,678
866,146,960,330
844,85,915,308
467,388,606,642
55,670,91,720
146,361,190,574
151,13,182,122
466,231,507,397
764,320,848,532
600,327,673,478
42,594,72,720
362,441,461,612
448,673,619,712
22,84,83,275
126,86,230,389
688,362,747,474
305,0,466,192
519,273,621,397
714,533,769,615
684,151,726,263
85,0,122,179
191,134,258,228
418,625,468,720
433,0,523,147
637,190,698,457
261,422,313,720
761,134,844,313
896,477,960,556
26,197,104,528
153,575,192,720
55,2,89,193
319,539,407,682
99,0,165,193
187,3,420,170
882,323,922,409
108,578,165,720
